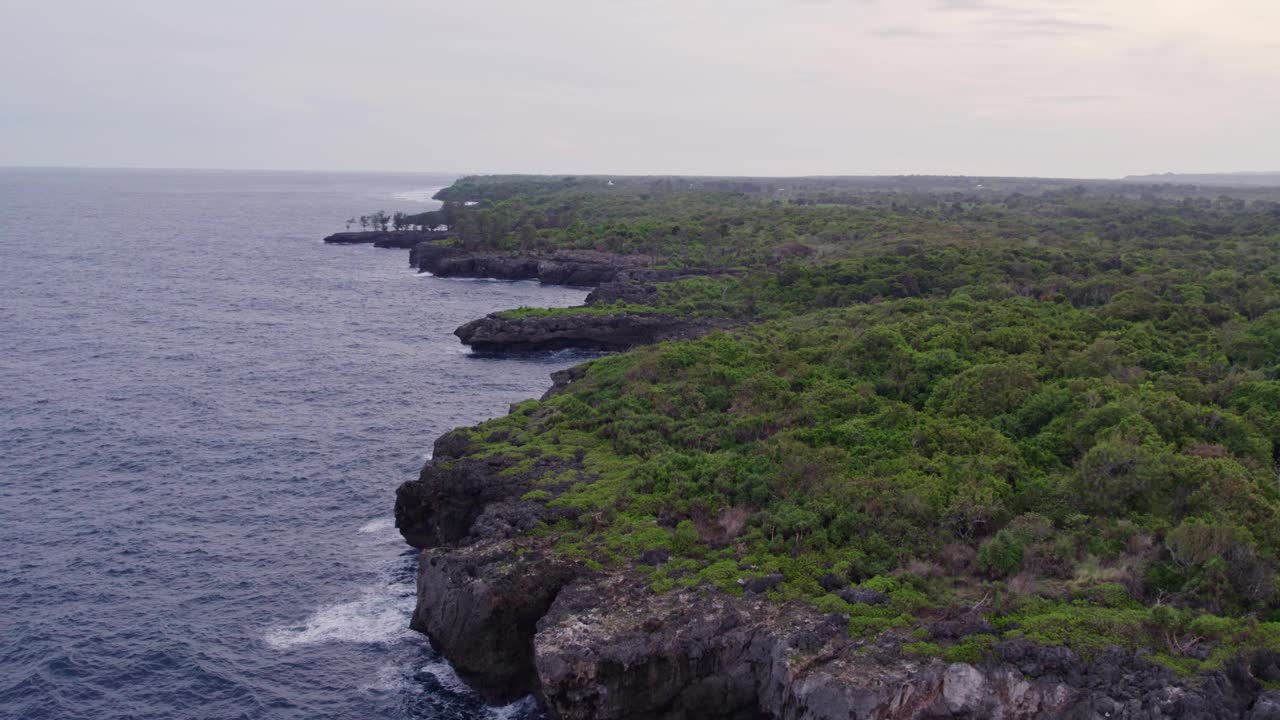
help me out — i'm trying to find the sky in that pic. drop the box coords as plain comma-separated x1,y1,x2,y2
0,0,1276,178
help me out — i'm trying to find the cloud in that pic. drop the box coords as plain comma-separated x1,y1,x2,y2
0,0,1274,177
871,23,945,39
1026,94,1119,103
994,16,1114,34
929,0,1114,36
932,0,1010,12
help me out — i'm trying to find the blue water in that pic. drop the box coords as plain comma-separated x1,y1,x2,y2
0,168,591,719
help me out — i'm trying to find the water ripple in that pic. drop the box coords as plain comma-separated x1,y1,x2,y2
0,168,587,720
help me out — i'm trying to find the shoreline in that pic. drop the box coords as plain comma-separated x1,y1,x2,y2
392,379,1276,720
371,241,1271,720
317,169,1280,719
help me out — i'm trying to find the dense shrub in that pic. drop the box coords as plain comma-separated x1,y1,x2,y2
430,175,1280,661
977,530,1026,578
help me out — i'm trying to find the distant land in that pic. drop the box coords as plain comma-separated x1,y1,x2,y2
1123,171,1280,187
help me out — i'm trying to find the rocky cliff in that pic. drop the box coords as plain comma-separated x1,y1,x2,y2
410,244,643,285
323,230,452,248
401,248,726,351
454,311,713,352
395,417,1280,720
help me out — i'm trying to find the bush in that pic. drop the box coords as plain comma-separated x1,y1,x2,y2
977,530,1025,578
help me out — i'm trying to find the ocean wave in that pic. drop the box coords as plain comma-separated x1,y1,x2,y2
263,587,415,649
361,662,425,695
357,517,396,535
419,660,473,695
488,695,540,719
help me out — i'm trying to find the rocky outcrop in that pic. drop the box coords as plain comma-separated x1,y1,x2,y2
454,311,713,352
396,405,1280,720
394,427,585,703
323,230,452,248
533,577,1271,720
414,541,578,702
585,277,660,306
410,245,644,286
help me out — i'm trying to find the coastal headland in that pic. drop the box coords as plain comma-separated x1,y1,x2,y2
338,174,1280,718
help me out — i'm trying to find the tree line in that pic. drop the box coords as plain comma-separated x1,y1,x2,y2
344,209,455,233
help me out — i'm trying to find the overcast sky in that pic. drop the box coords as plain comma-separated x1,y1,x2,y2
1,0,1276,177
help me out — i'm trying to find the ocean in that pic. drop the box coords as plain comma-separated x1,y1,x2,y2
0,168,592,719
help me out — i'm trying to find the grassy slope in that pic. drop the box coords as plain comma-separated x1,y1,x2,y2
430,176,1280,672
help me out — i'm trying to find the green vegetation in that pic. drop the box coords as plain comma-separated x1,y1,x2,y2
431,174,1280,668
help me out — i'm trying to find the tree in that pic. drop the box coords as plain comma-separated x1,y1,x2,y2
345,217,355,231
440,202,461,229
518,222,537,252
393,212,406,232
359,215,369,231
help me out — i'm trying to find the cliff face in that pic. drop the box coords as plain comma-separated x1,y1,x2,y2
323,230,452,248
394,414,1280,720
454,311,711,352
410,244,641,285
401,246,724,351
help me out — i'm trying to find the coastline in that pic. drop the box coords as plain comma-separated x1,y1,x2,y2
365,238,1276,720
324,172,1280,719
394,380,1277,720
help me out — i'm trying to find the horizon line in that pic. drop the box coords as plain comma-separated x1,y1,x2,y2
3,163,1279,182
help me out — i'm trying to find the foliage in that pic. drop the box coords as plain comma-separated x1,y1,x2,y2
425,174,1280,666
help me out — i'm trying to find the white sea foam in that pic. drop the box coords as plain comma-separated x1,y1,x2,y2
362,663,424,695
263,586,415,649
391,188,444,204
357,517,395,534
420,659,473,694
362,657,535,714
422,450,433,461
489,696,540,719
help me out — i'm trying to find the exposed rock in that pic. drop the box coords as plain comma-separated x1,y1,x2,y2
585,277,659,306
539,257,627,286
394,456,524,549
818,573,846,592
941,663,990,714
431,428,476,461
535,578,767,720
323,230,451,248
1254,651,1280,683
541,364,589,400
412,541,578,703
534,584,1268,720
455,311,712,352
928,619,996,641
411,245,645,286
640,548,671,566
1250,691,1280,720
995,638,1081,678
837,588,888,606
742,573,785,595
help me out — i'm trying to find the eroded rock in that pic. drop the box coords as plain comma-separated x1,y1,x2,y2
455,311,711,352
323,230,451,248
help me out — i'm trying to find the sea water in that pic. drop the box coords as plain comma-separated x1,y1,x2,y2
0,168,588,719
